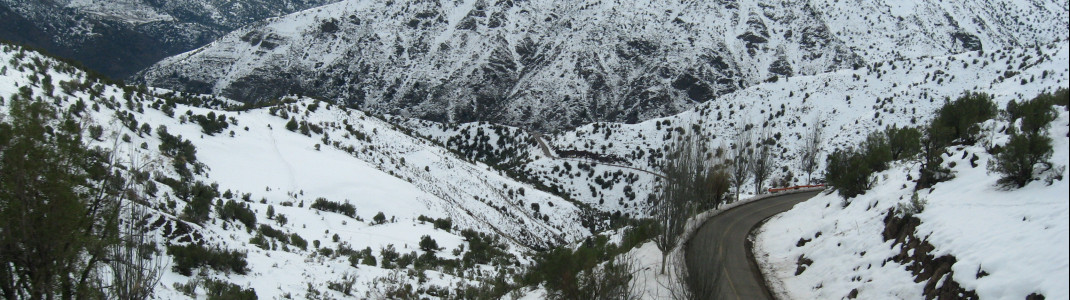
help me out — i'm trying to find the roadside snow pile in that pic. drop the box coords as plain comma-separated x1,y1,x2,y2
755,107,1069,299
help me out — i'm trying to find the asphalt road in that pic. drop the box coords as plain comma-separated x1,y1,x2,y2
685,191,820,300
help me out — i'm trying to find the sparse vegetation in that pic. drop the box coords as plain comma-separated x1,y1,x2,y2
310,197,357,218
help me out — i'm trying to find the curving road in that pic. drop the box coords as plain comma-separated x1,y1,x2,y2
685,191,820,299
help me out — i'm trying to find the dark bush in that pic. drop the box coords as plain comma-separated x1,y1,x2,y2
824,149,873,199
930,92,997,145
460,229,510,268
862,132,893,173
191,111,229,135
310,198,356,218
433,217,452,231
380,244,399,269
418,215,453,231
285,118,298,131
419,235,439,252
167,244,248,276
218,199,256,229
1054,87,1069,107
157,126,197,163
289,233,308,250
918,124,953,190
203,278,257,300
991,130,1053,188
1006,93,1058,134
181,181,218,224
884,125,921,160
258,224,288,243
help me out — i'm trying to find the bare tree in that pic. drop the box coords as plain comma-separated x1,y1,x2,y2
106,200,165,300
102,149,165,300
575,253,644,300
750,129,775,194
800,116,823,184
654,133,709,274
729,127,752,201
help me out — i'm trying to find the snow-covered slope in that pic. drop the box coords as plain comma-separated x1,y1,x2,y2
402,41,1069,221
754,108,1069,299
138,0,1068,131
0,43,588,299
0,0,338,78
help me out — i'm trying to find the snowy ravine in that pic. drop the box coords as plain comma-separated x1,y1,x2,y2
753,104,1070,298
0,43,589,299
138,0,1068,131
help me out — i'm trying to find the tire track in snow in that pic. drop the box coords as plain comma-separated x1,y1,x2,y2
267,127,298,192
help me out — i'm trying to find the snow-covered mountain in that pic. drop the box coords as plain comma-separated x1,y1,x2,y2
402,40,1069,222
0,0,338,78
138,0,1068,131
0,43,592,298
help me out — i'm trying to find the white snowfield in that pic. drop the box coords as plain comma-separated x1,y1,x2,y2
754,88,1070,299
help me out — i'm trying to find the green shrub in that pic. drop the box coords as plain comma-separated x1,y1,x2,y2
181,181,219,224
419,235,439,252
930,92,997,145
991,130,1053,188
380,244,399,269
157,126,198,163
824,149,873,199
218,199,257,230
289,233,308,250
310,198,356,218
396,251,416,269
918,124,953,189
460,229,510,268
203,278,257,300
862,131,893,172
884,125,921,160
917,93,994,189
285,118,298,131
191,111,229,135
257,224,288,243
166,244,248,276
373,212,387,224
249,234,270,250
1054,87,1069,107
1006,93,1058,134
360,247,377,266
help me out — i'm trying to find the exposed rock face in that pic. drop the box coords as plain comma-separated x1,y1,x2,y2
0,0,337,78
139,0,1067,131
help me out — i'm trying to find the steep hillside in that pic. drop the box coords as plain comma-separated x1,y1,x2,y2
0,44,589,299
754,97,1069,299
0,0,337,78
402,41,1069,221
139,0,1068,131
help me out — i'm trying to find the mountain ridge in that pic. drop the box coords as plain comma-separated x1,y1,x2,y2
138,0,1068,131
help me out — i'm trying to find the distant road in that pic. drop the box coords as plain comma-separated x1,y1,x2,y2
530,132,667,179
685,191,820,299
